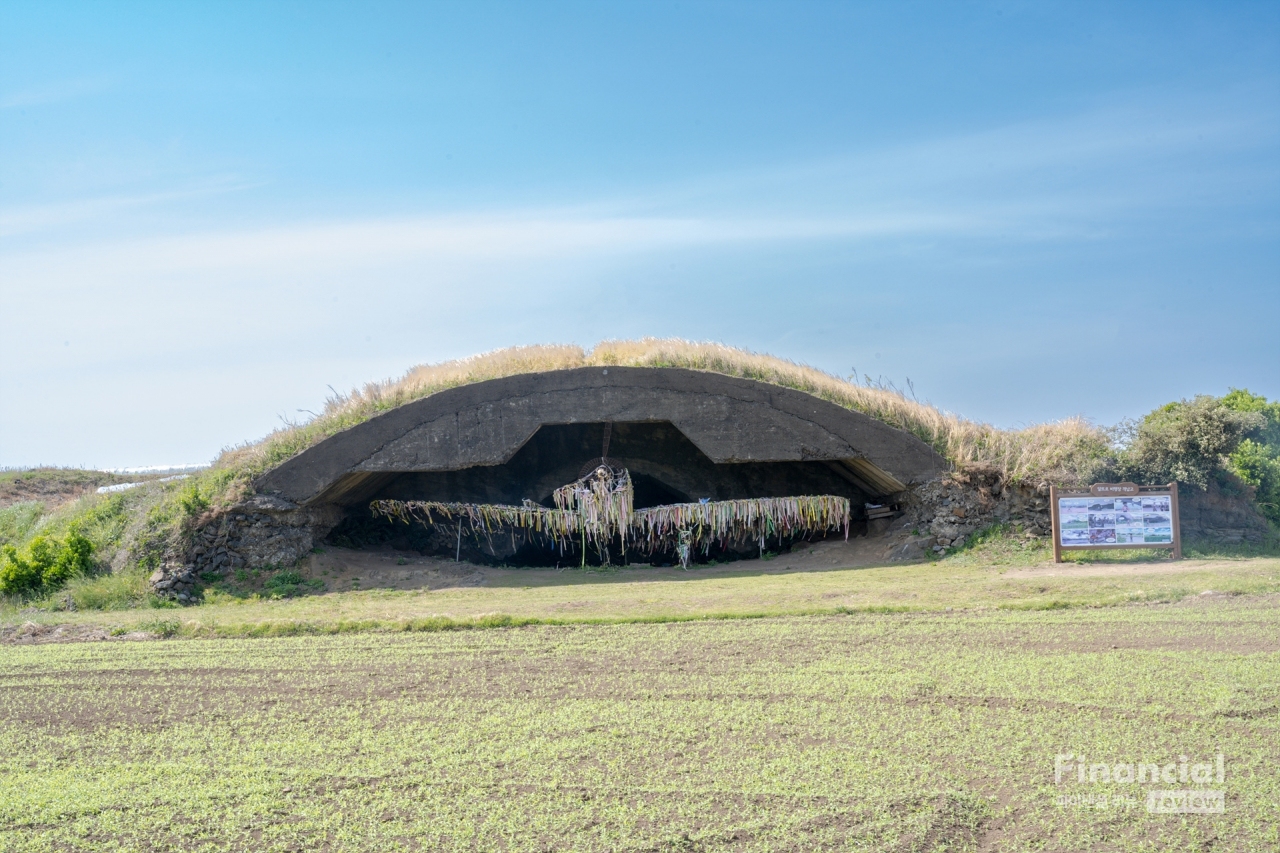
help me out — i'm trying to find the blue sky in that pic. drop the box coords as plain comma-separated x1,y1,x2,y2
2,1,1277,468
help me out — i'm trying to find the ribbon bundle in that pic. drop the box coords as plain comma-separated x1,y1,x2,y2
552,465,635,545
369,466,850,560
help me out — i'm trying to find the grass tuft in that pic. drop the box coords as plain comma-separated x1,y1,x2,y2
0,501,48,547
62,572,151,611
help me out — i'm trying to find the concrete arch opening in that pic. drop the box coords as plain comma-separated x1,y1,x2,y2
257,367,948,564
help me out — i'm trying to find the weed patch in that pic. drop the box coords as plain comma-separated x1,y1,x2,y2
0,501,46,547
134,617,181,638
62,571,151,611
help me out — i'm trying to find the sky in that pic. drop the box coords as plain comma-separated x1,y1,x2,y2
1,1,1278,469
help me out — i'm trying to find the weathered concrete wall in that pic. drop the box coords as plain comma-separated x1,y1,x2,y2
256,367,948,505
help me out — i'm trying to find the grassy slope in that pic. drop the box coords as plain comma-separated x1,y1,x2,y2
2,600,1276,851
0,468,156,550
0,469,177,557
0,468,144,510
7,539,1279,636
0,502,47,548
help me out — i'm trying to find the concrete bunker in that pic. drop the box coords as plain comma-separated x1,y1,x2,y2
255,367,947,565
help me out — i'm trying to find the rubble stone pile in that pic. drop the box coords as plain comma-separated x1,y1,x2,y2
150,496,340,601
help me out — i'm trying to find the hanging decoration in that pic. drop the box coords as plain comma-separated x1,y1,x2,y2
369,464,850,564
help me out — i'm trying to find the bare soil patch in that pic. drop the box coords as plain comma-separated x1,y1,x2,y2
0,621,159,645
303,535,896,593
304,549,487,592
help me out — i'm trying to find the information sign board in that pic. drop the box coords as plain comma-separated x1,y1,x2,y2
1049,483,1181,562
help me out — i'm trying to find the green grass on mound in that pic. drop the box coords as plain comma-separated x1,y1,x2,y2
0,501,46,548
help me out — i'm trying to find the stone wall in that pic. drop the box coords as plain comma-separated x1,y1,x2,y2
880,469,1052,562
878,469,1275,563
1178,478,1273,543
149,495,342,602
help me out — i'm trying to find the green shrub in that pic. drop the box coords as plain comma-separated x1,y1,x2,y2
264,569,306,598
136,618,181,638
1116,395,1264,488
177,481,210,517
1228,438,1280,525
0,545,43,595
0,532,96,597
272,569,304,585
44,532,92,588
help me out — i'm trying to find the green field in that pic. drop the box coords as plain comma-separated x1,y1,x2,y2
7,540,1280,639
3,595,1278,852
5,547,1279,850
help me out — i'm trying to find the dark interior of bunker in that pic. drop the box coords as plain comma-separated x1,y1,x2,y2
325,421,879,566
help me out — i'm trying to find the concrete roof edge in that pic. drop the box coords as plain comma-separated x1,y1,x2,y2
255,366,947,504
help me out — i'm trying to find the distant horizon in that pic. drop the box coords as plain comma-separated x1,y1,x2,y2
3,2,1278,468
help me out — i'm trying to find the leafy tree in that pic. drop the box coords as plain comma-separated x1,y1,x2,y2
1221,388,1280,525
1221,388,1280,446
1116,395,1263,488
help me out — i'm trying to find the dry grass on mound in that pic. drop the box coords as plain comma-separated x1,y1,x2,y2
221,339,1108,486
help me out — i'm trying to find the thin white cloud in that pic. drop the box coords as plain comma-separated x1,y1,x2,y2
0,77,111,109
0,209,993,291
4,87,1272,263
607,88,1280,217
3,87,1274,315
0,177,262,238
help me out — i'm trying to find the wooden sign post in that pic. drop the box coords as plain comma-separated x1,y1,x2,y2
1049,482,1182,563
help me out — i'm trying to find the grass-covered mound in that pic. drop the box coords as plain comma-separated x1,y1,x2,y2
0,478,189,610
226,339,1111,486
3,339,1276,613
0,467,146,510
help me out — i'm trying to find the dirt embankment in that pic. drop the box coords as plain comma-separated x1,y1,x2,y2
0,468,140,510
